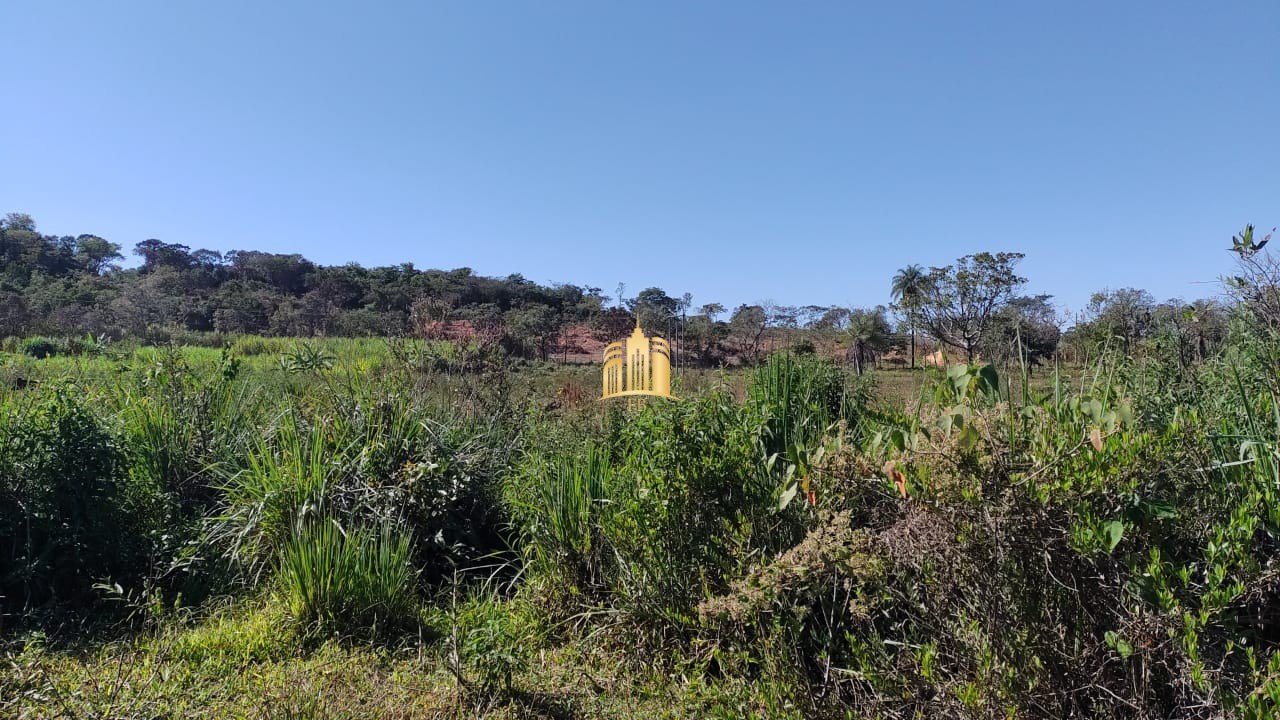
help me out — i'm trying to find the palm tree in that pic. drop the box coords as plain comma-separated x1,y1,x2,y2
846,307,889,375
890,264,929,369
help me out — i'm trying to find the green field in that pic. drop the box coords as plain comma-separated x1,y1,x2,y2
2,336,1279,719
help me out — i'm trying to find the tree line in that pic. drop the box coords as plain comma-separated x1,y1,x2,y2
0,211,1230,367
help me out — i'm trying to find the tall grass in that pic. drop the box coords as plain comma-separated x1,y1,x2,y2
113,345,262,503
748,353,863,460
212,416,337,582
277,519,415,633
517,444,612,586
746,352,866,510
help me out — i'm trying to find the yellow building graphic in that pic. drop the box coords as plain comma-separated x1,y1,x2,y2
601,319,675,400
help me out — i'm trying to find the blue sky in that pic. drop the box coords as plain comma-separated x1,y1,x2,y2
3,2,1277,316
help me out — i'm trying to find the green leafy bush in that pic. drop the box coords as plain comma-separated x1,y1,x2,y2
327,380,515,582
19,337,66,359
695,352,1280,716
513,391,798,629
0,386,151,613
451,593,538,697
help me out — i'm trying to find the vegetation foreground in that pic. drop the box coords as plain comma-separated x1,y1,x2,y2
2,232,1280,718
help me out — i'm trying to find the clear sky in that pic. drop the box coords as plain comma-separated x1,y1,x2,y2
3,2,1277,316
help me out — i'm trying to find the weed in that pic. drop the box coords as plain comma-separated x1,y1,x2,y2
278,519,416,635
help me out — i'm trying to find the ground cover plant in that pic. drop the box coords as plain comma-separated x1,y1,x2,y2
2,232,1279,718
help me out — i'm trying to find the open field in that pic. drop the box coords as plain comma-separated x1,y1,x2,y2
2,335,1279,719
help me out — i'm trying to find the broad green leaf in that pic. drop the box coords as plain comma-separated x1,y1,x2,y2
1104,630,1133,659
1103,520,1124,552
778,483,798,510
1142,500,1178,521
977,364,999,395
1116,400,1134,425
890,428,907,452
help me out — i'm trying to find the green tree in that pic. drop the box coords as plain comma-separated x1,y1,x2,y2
698,302,726,322
729,304,768,362
226,250,314,295
73,235,123,275
590,307,634,343
0,290,29,336
683,310,729,366
983,294,1061,370
629,287,678,334
1,214,51,284
134,239,195,272
1084,287,1155,354
918,252,1027,362
505,304,561,360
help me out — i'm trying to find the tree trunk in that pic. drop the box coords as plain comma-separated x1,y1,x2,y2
910,325,916,369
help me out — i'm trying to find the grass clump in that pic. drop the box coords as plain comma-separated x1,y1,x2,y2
515,443,611,588
278,519,416,635
213,416,335,580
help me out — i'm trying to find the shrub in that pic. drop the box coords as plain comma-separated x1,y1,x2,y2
322,380,516,583
450,592,538,698
790,339,816,355
19,337,66,359
331,308,401,337
512,393,789,629
0,386,149,614
118,345,255,506
211,375,516,592
278,342,335,374
720,352,1280,717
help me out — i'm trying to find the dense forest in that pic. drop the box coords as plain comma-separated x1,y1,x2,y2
0,211,607,350
0,212,1236,371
